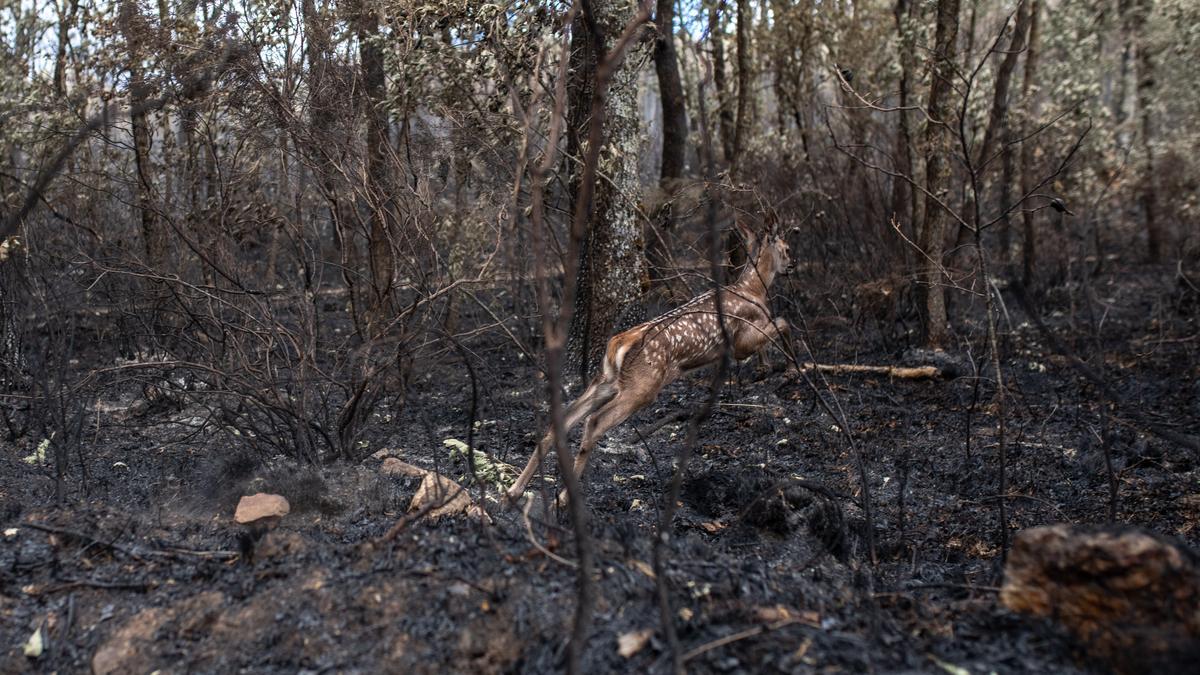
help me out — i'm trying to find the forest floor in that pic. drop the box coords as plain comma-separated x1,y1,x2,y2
1,264,1197,674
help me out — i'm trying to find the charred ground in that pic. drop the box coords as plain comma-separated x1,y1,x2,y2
1,264,1197,674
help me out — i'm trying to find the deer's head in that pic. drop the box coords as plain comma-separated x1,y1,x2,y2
737,217,794,282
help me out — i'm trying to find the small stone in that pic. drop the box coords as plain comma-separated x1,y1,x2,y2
617,628,653,658
234,493,290,524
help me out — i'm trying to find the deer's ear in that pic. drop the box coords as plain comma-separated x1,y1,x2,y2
734,214,753,257
736,218,757,250
764,209,780,237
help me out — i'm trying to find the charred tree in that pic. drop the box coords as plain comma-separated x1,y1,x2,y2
648,0,688,277
978,0,1031,265
916,0,961,348
1019,0,1041,288
654,0,686,187
567,0,650,382
1131,0,1162,263
119,0,167,270
731,0,752,178
351,0,395,331
709,0,736,165
891,0,918,235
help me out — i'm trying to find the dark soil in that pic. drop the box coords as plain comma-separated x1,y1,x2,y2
2,265,1197,674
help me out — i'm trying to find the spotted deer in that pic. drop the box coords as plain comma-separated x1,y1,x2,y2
505,220,794,505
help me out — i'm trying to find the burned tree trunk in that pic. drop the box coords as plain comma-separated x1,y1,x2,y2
976,0,1030,169
1002,525,1200,674
978,0,1031,266
351,0,395,333
731,0,752,178
1131,0,1162,263
567,0,650,382
710,0,736,165
654,0,686,187
119,0,167,270
648,0,687,277
891,0,917,235
916,0,960,348
1019,0,1041,288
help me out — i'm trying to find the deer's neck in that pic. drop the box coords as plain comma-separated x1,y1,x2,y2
736,252,775,298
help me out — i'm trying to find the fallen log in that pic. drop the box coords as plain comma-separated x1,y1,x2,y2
1001,524,1200,674
798,362,942,379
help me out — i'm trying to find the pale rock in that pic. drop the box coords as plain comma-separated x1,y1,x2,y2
234,493,290,524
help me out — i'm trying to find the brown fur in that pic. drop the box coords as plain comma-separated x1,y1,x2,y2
506,223,793,505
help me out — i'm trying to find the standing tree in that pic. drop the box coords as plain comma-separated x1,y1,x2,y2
654,0,686,188
916,0,961,347
731,0,752,178
1131,0,1162,262
568,0,650,381
350,0,395,331
709,0,736,164
1019,0,1041,287
649,0,687,275
119,0,167,271
891,0,919,233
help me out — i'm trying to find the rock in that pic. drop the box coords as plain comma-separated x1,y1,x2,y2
92,607,170,675
617,628,653,658
256,530,308,560
380,457,426,478
1001,524,1200,674
378,456,490,523
175,591,226,637
234,493,290,524
410,472,479,521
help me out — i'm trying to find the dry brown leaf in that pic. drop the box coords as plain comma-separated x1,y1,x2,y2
617,628,653,658
754,605,820,626
628,559,656,579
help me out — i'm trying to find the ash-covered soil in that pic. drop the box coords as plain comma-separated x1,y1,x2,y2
1,265,1197,674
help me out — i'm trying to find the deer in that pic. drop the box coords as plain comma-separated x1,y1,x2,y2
505,219,794,507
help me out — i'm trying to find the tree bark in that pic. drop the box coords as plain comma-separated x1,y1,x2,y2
567,0,650,382
709,0,735,165
1131,0,1162,263
731,0,752,178
120,0,168,270
1001,524,1200,674
890,0,917,234
917,0,961,348
351,0,395,332
654,0,687,187
648,0,687,277
1019,0,1041,288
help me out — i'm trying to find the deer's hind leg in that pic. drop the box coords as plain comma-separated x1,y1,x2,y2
555,377,662,507
506,379,616,503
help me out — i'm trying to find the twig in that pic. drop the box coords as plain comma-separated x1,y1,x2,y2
682,618,807,662
522,495,578,568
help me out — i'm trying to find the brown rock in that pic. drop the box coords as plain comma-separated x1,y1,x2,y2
1001,524,1200,674
380,457,490,523
380,457,426,478
234,493,290,524
91,607,170,675
256,530,308,560
175,591,226,637
410,472,475,520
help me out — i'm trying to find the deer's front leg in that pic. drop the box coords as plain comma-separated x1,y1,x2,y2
733,315,790,361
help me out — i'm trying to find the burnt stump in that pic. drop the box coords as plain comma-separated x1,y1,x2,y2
1001,524,1200,674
